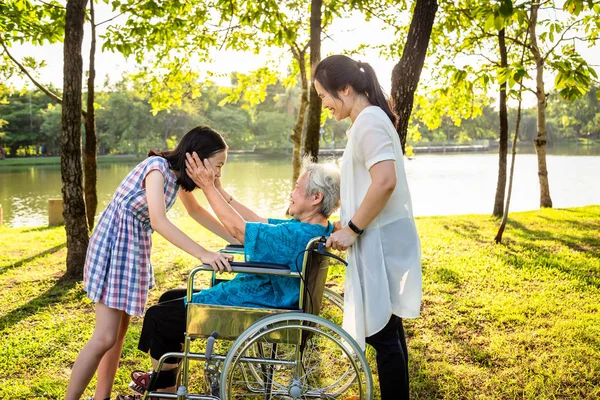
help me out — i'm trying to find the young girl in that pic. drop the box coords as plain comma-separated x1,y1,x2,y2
315,55,422,400
65,126,236,400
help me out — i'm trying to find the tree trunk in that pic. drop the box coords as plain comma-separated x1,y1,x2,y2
84,0,98,230
493,28,508,217
290,50,309,188
62,0,89,279
529,3,553,208
495,95,524,243
391,0,438,153
303,0,323,162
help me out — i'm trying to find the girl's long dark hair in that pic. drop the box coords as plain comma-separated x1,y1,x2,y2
313,54,396,126
148,126,227,192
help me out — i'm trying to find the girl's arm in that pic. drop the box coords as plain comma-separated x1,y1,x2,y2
326,160,396,251
186,152,268,223
178,189,240,244
145,170,232,271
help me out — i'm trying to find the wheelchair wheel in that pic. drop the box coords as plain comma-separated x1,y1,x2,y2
220,313,372,399
320,287,344,326
237,289,345,391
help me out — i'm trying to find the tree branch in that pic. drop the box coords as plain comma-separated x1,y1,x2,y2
218,0,235,51
34,0,65,10
0,37,87,117
94,0,145,27
543,19,583,62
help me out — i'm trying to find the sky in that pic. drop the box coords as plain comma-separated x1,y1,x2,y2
8,4,399,92
6,2,599,110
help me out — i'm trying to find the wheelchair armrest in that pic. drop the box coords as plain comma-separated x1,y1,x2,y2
187,261,296,299
229,261,289,270
219,244,245,254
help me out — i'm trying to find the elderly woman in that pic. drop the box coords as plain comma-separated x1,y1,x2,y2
127,156,341,395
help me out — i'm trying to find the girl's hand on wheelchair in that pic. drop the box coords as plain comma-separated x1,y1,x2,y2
200,249,233,272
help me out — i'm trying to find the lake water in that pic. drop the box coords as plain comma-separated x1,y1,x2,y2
1,152,599,228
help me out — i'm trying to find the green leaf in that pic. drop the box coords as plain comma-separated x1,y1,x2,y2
494,16,504,31
499,0,513,17
484,13,495,31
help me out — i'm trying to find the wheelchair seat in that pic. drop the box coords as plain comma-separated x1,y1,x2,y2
185,237,329,340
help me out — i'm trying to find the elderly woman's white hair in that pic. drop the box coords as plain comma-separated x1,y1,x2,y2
301,156,341,218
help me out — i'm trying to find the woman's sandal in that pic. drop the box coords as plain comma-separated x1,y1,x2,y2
115,395,147,400
129,369,152,395
116,393,158,400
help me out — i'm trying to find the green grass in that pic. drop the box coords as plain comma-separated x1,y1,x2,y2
1,206,599,399
0,155,144,168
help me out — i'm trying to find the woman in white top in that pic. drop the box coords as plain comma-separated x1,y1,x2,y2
314,54,422,400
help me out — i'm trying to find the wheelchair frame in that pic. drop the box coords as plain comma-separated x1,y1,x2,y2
141,236,372,400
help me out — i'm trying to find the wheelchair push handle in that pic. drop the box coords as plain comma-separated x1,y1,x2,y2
316,236,348,266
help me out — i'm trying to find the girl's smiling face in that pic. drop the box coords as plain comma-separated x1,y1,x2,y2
207,149,227,178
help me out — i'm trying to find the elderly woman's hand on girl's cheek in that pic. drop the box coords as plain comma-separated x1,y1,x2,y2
185,152,214,189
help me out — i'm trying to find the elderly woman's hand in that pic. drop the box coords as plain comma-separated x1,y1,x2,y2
333,220,342,232
185,152,215,189
326,226,359,251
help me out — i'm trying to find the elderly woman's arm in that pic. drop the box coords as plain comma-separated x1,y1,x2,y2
178,189,240,244
186,156,250,244
187,152,268,223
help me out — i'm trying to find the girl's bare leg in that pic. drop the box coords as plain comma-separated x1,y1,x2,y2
94,311,131,399
65,302,124,400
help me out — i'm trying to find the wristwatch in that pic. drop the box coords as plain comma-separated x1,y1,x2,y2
348,220,364,235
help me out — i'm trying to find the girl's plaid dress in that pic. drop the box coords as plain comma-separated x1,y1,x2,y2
84,156,180,317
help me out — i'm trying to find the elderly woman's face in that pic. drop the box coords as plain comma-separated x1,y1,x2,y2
289,171,312,217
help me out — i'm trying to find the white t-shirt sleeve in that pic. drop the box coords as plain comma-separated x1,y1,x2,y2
352,110,396,170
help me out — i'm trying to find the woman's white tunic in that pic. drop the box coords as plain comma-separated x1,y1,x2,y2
340,106,422,350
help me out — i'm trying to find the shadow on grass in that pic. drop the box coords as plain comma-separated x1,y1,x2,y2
410,357,445,400
0,274,79,333
448,216,600,288
506,219,600,259
19,225,63,233
505,244,600,289
442,221,491,245
0,242,66,276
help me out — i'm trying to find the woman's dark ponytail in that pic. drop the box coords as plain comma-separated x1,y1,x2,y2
313,55,397,126
358,62,396,125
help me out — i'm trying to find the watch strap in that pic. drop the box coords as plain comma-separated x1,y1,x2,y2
348,220,364,235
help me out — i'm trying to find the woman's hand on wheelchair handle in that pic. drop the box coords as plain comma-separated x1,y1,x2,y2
326,226,358,251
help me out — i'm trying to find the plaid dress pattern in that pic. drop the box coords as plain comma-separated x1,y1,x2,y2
84,156,180,317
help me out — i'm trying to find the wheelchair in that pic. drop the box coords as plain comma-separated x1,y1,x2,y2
141,236,372,400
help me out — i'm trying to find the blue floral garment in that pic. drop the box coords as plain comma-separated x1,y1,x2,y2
190,218,333,309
